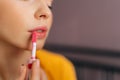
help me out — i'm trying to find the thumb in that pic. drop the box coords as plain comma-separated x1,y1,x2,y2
31,59,40,80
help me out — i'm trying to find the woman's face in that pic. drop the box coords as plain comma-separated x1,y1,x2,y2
0,0,53,50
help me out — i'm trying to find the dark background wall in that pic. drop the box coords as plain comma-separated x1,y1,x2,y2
46,0,120,51
44,0,120,80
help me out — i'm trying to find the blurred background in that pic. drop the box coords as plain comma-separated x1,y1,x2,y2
44,0,120,80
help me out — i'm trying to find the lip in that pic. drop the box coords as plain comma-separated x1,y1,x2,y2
28,26,48,39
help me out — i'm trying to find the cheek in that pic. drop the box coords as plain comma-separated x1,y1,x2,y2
0,6,31,49
0,19,30,49
47,17,53,36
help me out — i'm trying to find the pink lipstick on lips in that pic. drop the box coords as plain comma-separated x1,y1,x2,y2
29,26,48,39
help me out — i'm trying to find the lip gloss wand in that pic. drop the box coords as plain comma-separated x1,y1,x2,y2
28,31,37,69
31,31,37,61
26,32,37,80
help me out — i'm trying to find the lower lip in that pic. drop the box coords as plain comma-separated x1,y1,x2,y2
36,31,47,39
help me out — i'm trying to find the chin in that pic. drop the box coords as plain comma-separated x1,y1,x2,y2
36,42,45,50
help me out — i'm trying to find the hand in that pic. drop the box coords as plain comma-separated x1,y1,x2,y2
16,59,48,80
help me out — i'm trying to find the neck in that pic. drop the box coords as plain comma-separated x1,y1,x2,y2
0,40,31,80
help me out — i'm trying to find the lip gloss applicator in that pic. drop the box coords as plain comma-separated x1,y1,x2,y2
28,31,37,69
26,32,37,80
31,31,37,61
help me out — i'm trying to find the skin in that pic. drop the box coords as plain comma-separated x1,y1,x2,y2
0,0,53,80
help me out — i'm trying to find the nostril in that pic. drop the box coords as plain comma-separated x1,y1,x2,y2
40,15,46,18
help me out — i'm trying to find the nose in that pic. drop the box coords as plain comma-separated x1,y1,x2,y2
34,0,52,20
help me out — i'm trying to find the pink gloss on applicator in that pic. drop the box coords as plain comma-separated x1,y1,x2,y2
31,31,37,60
28,31,37,69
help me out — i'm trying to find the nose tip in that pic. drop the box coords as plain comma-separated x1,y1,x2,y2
34,4,51,20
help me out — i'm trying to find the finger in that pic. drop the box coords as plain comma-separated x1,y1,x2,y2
31,59,40,80
17,65,27,80
40,68,48,80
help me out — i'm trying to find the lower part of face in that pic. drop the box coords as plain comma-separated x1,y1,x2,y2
0,0,53,51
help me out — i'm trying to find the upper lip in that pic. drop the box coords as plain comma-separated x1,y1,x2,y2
28,26,48,32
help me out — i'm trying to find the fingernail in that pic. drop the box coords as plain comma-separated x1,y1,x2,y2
36,59,40,67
